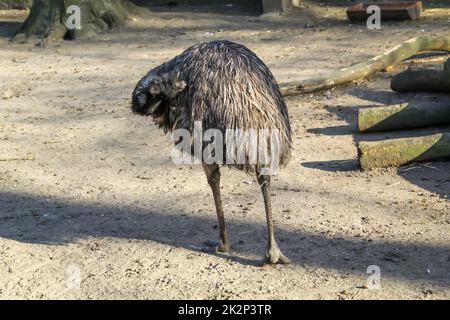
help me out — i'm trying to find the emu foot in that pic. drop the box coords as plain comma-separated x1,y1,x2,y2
265,247,291,265
217,242,231,253
203,240,230,253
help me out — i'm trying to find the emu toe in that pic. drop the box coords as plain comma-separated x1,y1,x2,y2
203,239,230,253
265,248,291,265
217,242,231,253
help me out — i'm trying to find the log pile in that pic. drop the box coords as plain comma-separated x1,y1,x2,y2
278,36,450,170
357,57,450,170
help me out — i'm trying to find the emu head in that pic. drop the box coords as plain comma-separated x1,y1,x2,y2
131,72,186,116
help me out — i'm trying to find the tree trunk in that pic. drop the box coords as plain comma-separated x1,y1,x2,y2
358,133,450,170
279,36,450,96
358,98,450,133
391,69,450,93
13,0,143,42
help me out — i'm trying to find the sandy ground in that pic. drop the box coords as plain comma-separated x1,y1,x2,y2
0,3,449,299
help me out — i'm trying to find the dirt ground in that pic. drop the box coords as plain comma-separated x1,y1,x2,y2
0,2,449,300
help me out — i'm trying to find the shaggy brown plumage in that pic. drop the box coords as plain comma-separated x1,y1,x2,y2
132,40,292,172
131,40,292,264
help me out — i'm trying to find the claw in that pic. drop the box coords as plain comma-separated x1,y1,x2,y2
217,242,230,253
265,247,291,265
203,239,230,253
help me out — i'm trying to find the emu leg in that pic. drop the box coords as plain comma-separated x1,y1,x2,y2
202,163,230,252
256,171,291,264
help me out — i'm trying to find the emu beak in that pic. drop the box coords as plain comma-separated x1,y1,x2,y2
147,100,162,114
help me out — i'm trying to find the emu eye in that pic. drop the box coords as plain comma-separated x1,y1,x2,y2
137,94,147,106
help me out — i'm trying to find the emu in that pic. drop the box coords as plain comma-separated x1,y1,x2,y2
131,40,292,264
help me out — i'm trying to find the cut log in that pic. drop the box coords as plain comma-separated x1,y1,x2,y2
279,36,450,96
391,69,450,93
358,133,450,170
444,58,450,78
358,98,450,133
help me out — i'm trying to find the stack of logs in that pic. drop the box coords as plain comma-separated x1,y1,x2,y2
279,36,450,170
358,58,450,170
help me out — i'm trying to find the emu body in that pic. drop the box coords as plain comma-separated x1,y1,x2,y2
132,40,292,264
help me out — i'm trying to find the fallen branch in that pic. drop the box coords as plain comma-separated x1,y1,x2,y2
358,133,450,170
358,98,450,133
279,36,450,96
404,52,450,65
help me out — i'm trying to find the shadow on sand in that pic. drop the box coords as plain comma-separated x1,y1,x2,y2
0,20,21,38
0,190,449,286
